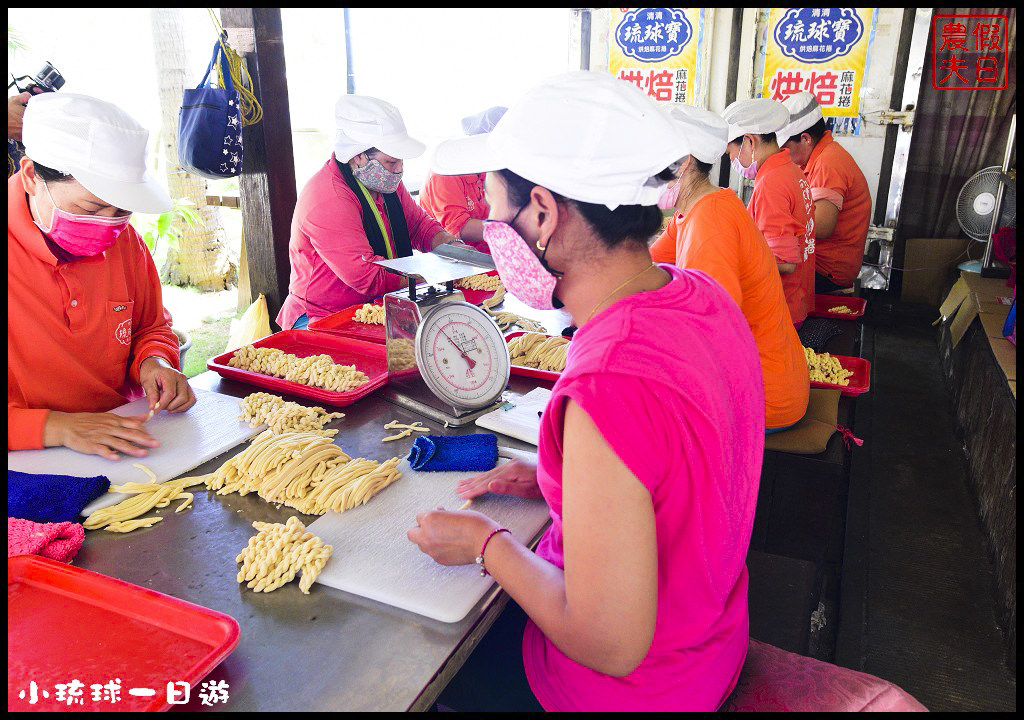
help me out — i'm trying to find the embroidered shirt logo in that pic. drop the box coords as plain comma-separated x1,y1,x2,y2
113,304,127,313
115,319,132,346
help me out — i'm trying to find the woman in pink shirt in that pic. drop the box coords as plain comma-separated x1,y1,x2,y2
277,95,461,330
408,72,765,712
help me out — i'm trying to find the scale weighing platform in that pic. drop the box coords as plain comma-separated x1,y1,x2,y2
375,247,511,426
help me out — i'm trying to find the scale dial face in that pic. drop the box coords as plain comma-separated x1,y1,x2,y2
415,301,510,410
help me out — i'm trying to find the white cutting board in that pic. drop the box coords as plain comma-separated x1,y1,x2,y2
6,388,262,517
309,458,551,623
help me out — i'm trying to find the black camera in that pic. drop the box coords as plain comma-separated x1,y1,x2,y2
8,61,66,174
9,61,66,94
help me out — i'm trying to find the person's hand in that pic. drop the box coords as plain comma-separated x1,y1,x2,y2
407,508,498,566
139,356,196,415
43,411,160,461
8,92,30,142
456,458,542,500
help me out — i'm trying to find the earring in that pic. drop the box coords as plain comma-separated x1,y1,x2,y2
536,240,546,251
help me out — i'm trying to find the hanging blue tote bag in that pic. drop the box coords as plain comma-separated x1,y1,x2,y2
178,37,243,179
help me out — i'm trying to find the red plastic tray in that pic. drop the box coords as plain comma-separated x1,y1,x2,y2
8,555,240,712
808,295,867,320
505,331,569,383
307,300,386,344
457,271,503,307
810,354,871,397
208,330,389,407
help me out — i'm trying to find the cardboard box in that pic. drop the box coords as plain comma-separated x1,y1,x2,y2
989,337,1017,381
902,237,976,307
948,293,979,348
962,269,1013,304
938,276,970,322
980,311,1010,339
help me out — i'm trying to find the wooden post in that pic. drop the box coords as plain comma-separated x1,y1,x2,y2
220,7,295,327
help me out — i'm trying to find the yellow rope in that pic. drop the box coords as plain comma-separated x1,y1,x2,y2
208,8,263,127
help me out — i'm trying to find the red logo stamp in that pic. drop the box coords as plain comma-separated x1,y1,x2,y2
932,14,1008,90
115,319,132,346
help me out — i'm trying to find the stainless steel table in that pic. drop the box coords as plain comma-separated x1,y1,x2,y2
75,297,571,712
75,370,555,712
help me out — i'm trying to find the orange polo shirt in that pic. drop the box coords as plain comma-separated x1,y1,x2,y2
803,131,872,288
748,149,816,325
419,171,490,251
653,189,809,429
8,174,180,451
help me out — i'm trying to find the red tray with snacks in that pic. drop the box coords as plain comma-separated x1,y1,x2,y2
8,555,240,712
457,270,504,307
808,295,867,320
809,354,872,397
505,331,570,383
307,300,386,344
207,330,389,407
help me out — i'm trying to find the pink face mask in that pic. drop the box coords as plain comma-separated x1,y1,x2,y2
657,180,681,211
33,181,131,257
481,220,558,310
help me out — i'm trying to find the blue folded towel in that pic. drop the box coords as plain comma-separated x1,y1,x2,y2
407,434,498,473
8,470,110,523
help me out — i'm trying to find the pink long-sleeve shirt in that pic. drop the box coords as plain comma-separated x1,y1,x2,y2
276,155,445,330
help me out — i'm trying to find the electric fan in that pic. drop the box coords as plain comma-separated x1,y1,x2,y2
956,166,1016,272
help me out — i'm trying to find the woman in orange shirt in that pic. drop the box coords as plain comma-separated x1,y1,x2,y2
653,104,809,431
419,107,507,251
9,93,194,458
722,98,816,327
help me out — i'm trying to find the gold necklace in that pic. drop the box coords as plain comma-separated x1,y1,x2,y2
584,264,657,325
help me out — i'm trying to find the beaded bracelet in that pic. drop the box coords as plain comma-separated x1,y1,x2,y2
475,527,511,577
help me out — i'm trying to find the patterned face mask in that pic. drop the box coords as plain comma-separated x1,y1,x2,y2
352,158,403,194
481,218,559,311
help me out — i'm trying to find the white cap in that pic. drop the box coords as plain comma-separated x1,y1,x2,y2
22,93,172,214
461,106,508,136
721,98,790,144
431,71,689,210
334,95,426,162
776,92,824,146
664,104,729,164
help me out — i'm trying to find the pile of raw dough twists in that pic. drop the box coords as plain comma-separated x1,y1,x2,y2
804,347,855,386
237,516,332,594
507,332,570,372
456,274,503,292
239,392,344,433
229,345,369,393
353,303,385,325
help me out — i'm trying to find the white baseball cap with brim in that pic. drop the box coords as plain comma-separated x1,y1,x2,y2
22,92,172,215
664,104,729,164
776,92,824,146
721,98,791,144
430,71,690,210
461,106,508,136
334,94,426,162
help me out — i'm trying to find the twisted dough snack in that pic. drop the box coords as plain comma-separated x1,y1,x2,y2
83,464,205,533
229,345,369,393
507,333,570,372
193,429,403,515
387,337,418,374
236,516,333,594
353,303,386,325
828,305,855,314
485,307,545,333
804,347,855,386
456,274,504,292
239,392,344,434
